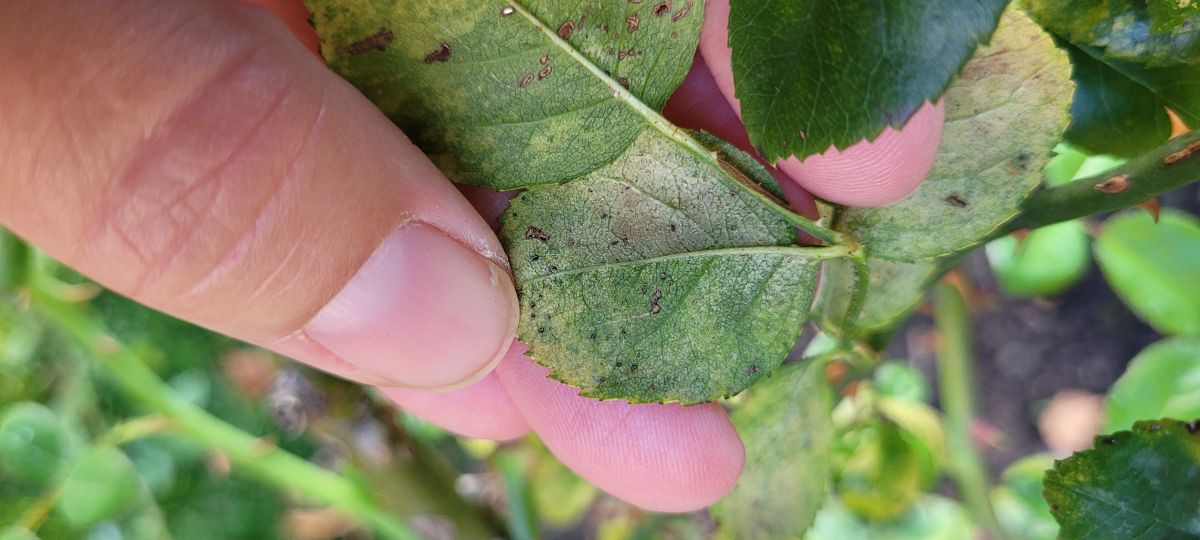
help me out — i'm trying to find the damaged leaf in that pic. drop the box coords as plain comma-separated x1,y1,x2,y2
840,11,1074,262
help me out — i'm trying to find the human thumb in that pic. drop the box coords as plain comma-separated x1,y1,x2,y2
0,0,518,389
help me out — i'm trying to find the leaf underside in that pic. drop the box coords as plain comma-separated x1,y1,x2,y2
1044,419,1200,540
840,10,1074,262
727,0,1007,161
307,0,829,404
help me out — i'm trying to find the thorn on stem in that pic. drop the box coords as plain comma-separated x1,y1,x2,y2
1137,198,1161,223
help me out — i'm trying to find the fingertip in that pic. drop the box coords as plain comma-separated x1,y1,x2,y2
777,100,945,207
496,345,744,512
378,371,531,441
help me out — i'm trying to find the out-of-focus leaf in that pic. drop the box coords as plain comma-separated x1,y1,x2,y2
726,0,1006,161
713,360,833,539
838,421,926,521
0,528,38,540
873,362,929,403
991,455,1058,540
1094,209,1200,336
58,446,142,527
841,10,1073,262
529,441,596,528
1027,0,1200,66
1044,419,1200,539
986,220,1091,297
815,258,940,338
0,402,68,485
1104,338,1200,431
805,496,976,540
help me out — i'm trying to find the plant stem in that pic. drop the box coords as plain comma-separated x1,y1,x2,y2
1008,130,1200,232
838,253,871,350
28,278,419,540
933,280,1007,540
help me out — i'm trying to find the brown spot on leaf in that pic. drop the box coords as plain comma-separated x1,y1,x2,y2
519,72,535,87
626,14,640,33
650,289,663,314
618,77,630,89
558,20,574,39
1164,139,1200,165
525,226,550,242
1188,420,1200,434
423,42,452,63
538,65,553,79
671,0,693,21
339,27,395,55
653,1,671,16
630,363,638,372
749,365,759,374
1094,175,1129,194
946,194,968,208
547,265,558,273
540,54,550,65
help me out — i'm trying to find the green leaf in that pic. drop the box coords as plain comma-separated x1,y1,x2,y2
1094,209,1200,337
805,496,976,540
58,446,142,527
0,402,68,486
1059,40,1175,157
991,455,1058,540
307,0,702,190
815,258,940,338
726,0,1006,161
1026,0,1200,66
1105,338,1200,432
986,219,1091,297
712,360,833,539
309,0,841,403
0,528,38,540
838,421,927,521
840,10,1073,262
1044,419,1200,540
529,440,597,528
502,131,836,403
873,361,930,404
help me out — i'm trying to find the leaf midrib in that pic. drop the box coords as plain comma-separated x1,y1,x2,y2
519,244,849,285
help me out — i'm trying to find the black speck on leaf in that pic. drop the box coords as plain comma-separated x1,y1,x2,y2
525,226,550,242
423,42,451,63
946,194,968,208
340,27,395,56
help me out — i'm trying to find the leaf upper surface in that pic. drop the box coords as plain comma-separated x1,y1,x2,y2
1104,338,1200,432
1026,0,1200,66
727,0,1007,161
307,0,703,189
1044,419,1200,540
840,10,1073,262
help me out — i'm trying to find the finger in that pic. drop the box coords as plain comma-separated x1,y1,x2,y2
663,56,818,219
379,371,531,441
496,344,744,513
0,0,518,390
698,0,945,207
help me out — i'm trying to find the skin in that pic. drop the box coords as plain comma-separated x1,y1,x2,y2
0,0,943,512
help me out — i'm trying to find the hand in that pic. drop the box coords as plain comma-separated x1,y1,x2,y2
0,0,942,512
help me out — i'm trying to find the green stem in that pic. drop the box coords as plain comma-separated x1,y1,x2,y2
1008,130,1200,232
98,415,176,446
29,279,419,540
933,281,1007,540
838,253,871,350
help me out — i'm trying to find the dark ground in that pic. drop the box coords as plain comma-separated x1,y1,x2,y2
893,183,1200,472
